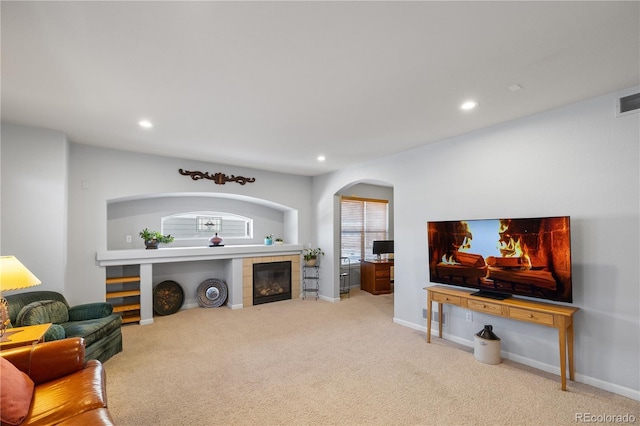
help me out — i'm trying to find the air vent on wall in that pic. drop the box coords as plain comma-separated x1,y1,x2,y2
618,92,640,115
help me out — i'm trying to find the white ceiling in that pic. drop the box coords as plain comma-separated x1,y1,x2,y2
2,1,639,176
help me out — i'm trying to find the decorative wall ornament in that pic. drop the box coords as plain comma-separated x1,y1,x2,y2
178,169,256,185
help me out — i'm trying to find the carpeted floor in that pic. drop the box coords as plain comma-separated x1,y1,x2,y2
104,290,639,425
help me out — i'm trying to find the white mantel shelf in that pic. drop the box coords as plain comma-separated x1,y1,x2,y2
97,244,305,325
96,244,304,266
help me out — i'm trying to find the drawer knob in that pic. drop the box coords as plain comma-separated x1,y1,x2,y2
528,314,534,318
445,297,449,301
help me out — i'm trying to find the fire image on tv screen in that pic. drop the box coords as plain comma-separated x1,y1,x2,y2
427,216,572,303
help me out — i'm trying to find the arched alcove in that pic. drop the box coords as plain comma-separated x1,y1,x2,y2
106,192,299,250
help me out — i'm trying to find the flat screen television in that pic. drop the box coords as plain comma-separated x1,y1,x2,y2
372,240,394,259
427,216,572,303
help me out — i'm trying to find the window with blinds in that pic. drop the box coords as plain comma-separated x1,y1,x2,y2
341,197,389,261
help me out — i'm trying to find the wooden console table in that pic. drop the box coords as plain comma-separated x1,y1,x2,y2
425,285,579,390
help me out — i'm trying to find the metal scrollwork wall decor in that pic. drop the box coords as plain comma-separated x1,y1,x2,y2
178,169,256,185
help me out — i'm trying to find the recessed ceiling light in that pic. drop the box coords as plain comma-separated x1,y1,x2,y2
138,120,153,129
317,155,326,162
460,100,478,111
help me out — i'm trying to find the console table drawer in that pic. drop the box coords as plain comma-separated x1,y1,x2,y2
508,307,554,326
467,299,503,315
432,293,461,306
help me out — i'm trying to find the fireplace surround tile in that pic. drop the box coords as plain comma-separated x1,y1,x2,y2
243,255,301,307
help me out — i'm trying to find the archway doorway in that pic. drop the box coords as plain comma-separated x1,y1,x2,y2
335,180,394,303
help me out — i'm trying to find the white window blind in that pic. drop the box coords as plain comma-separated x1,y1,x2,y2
341,197,388,261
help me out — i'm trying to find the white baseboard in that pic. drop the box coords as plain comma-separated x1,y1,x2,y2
393,317,425,332
574,373,640,401
395,320,640,402
182,301,243,310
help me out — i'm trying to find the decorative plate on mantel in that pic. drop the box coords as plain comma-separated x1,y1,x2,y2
153,280,184,316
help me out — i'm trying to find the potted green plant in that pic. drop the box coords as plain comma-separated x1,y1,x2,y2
303,247,324,267
275,238,284,245
139,228,174,249
264,234,273,245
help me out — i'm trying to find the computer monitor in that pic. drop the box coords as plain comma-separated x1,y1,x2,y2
372,240,394,260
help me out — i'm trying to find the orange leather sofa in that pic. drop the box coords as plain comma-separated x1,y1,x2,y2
1,337,115,425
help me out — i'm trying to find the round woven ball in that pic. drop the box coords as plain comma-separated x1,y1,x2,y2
197,278,228,308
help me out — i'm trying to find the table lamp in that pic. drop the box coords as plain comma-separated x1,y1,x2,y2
0,256,41,337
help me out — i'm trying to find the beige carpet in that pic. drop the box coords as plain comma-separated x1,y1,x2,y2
105,290,638,425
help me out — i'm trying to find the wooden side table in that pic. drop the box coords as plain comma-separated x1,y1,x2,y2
0,323,52,350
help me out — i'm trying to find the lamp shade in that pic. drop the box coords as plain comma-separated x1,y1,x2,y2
0,256,41,292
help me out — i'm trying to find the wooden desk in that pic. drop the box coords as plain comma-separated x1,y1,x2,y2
425,285,578,390
0,323,51,350
360,260,394,295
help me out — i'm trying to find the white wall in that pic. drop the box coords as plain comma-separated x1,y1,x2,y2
314,89,640,398
0,123,68,295
66,144,313,305
1,130,313,306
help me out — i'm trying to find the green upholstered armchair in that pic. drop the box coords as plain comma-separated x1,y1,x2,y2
5,290,122,363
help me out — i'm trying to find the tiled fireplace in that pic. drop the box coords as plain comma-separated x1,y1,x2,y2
97,244,304,323
243,255,301,307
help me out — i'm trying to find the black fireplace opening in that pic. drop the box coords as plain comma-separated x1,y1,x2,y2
253,261,292,305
